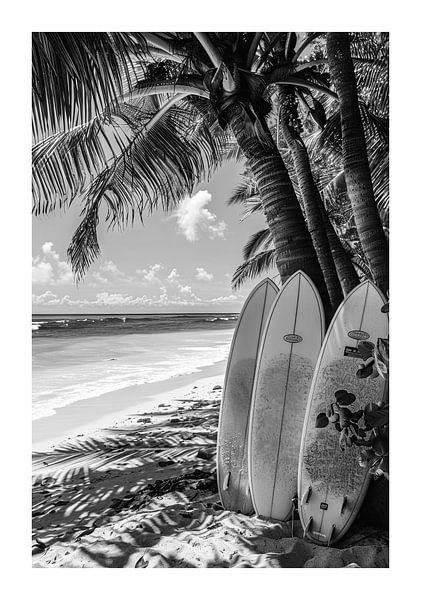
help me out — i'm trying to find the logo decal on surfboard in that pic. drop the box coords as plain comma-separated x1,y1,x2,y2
283,334,303,343
344,346,363,358
347,330,370,341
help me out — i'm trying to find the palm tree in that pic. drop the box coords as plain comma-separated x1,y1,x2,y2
228,32,388,296
32,32,388,311
33,32,352,314
326,32,389,293
228,175,360,295
277,86,343,314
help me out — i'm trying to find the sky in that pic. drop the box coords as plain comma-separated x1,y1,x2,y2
32,159,274,314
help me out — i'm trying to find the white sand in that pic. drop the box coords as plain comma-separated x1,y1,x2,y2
32,373,388,568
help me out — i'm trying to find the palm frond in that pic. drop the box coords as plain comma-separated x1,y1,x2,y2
359,103,388,144
222,141,244,162
68,98,230,279
240,197,265,219
67,180,105,279
228,177,258,205
243,228,273,259
32,93,177,215
351,255,372,280
32,32,144,141
232,249,277,289
32,114,129,215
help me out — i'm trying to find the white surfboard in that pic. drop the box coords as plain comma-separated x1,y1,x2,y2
298,280,388,546
217,278,278,514
248,271,325,521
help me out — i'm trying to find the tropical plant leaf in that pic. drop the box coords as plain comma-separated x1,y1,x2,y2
32,32,146,141
231,249,277,290
335,390,356,406
371,434,389,456
374,338,389,379
357,340,375,361
315,413,329,428
364,405,389,428
32,113,129,215
67,97,230,278
243,229,272,260
228,177,259,206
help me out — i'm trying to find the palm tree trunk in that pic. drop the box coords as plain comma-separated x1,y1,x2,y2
321,205,360,295
278,87,343,315
326,32,389,293
226,102,330,313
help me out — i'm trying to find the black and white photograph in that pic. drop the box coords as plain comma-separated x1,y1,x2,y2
29,28,391,570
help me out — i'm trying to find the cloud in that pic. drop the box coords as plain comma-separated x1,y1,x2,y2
32,242,73,285
136,263,164,283
32,290,237,308
32,260,54,285
32,259,244,310
208,294,239,304
195,267,214,281
32,288,242,309
92,260,133,285
174,190,227,242
165,268,201,301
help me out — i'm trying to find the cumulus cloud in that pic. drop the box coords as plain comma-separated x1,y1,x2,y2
32,260,54,285
32,288,241,309
195,267,214,281
32,242,73,286
32,290,233,308
165,268,201,301
32,257,244,310
174,190,227,242
208,294,239,304
92,260,133,285
136,263,164,283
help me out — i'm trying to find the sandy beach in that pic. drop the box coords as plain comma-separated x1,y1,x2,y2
32,370,389,568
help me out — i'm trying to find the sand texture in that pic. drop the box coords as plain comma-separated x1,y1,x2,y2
32,379,388,568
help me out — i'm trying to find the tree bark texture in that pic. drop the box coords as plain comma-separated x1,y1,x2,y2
278,86,343,316
326,32,389,293
227,102,330,313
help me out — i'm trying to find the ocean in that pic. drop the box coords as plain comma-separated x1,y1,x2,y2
32,313,237,422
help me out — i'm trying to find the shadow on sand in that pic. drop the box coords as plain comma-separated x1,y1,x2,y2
32,393,388,568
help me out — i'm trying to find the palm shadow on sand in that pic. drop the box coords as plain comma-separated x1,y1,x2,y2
32,394,388,568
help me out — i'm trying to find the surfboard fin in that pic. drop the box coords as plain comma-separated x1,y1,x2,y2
340,496,347,515
223,472,231,491
301,486,312,504
303,516,313,539
327,524,336,547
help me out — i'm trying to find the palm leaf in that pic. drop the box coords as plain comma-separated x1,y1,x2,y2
68,98,230,279
228,177,258,205
32,114,129,215
232,249,277,289
32,32,144,141
243,228,272,259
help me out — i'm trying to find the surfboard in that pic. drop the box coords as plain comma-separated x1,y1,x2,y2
248,271,325,521
217,277,278,514
298,280,388,546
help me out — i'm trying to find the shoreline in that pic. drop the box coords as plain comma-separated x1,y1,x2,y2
32,369,389,568
33,359,227,452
